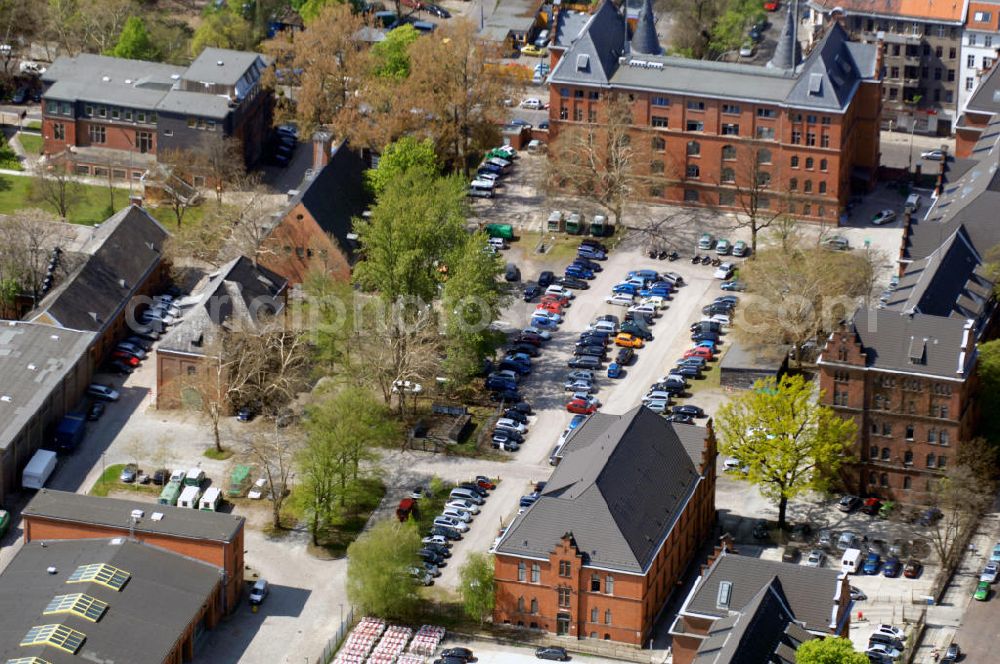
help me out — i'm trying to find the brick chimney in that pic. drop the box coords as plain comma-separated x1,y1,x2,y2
700,418,718,475
312,131,334,171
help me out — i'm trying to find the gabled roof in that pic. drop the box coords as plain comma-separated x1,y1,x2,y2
693,578,815,664
683,551,842,634
0,538,219,664
28,206,168,333
849,309,975,378
23,489,244,543
785,24,867,110
495,406,706,573
287,142,370,262
964,63,1000,116
550,0,627,88
552,9,591,49
158,256,287,356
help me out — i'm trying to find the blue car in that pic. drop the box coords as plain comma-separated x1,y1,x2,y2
565,265,594,279
639,287,672,298
613,283,640,295
530,315,558,330
486,377,517,392
696,340,717,350
499,360,530,375
863,552,881,575
568,414,586,430
882,557,901,577
607,361,622,378
627,269,659,281
578,247,606,260
572,258,602,272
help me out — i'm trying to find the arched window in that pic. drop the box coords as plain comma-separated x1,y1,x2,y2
531,598,538,613
804,180,813,193
531,563,540,583
722,144,737,160
651,136,666,151
591,574,600,591
721,167,735,183
819,181,827,194
756,171,771,186
869,472,877,484
820,158,828,171
791,155,799,168
518,597,525,612
869,445,878,459
605,576,614,594
650,160,665,174
805,157,814,169
687,140,701,156
904,450,913,465
757,148,772,164
789,177,798,191
881,447,890,460
686,164,700,178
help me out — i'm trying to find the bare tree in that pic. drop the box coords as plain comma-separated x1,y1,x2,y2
0,208,67,302
729,145,788,255
29,166,84,219
225,320,311,417
180,337,230,454
220,181,283,266
549,94,641,231
242,428,298,529
196,135,246,204
150,148,203,227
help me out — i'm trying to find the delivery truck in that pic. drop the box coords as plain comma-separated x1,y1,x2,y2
53,414,86,452
23,449,58,489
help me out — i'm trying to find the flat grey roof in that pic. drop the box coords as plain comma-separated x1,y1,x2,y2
0,323,94,453
480,0,543,38
719,342,790,372
183,47,264,87
0,538,219,664
42,53,184,109
23,489,244,543
156,89,232,119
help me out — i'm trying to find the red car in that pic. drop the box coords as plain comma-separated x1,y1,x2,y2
536,301,564,314
683,347,714,360
566,398,598,414
111,350,140,366
541,294,571,307
764,0,779,10
475,476,497,490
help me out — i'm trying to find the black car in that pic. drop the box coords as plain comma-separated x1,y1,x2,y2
440,647,474,661
105,360,134,375
568,355,603,369
690,321,721,334
616,347,635,364
431,525,462,541
580,239,608,252
558,276,589,290
691,332,720,344
489,389,522,403
677,357,707,369
510,343,540,358
502,409,528,424
651,382,685,395
493,427,523,443
505,264,521,282
538,271,555,288
507,400,532,415
523,285,540,301
434,657,468,664
424,3,451,18
87,401,106,421
516,332,544,346
151,468,169,485
424,542,451,558
124,336,154,352
576,334,609,347
620,322,653,341
674,365,702,378
237,407,254,422
672,404,705,418
702,303,733,316
536,646,570,661
574,345,607,358
458,482,489,497
572,257,602,271
419,548,445,566
666,413,695,424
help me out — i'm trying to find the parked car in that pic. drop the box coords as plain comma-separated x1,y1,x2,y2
715,239,732,255
119,463,138,483
535,646,570,661
249,579,269,605
87,401,106,421
921,149,946,160
863,552,882,575
903,558,923,578
871,209,897,226
975,580,991,600
87,384,120,401
981,561,999,583
804,549,826,567
838,495,861,512
882,557,901,577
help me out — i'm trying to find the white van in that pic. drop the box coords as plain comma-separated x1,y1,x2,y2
178,485,203,509
199,487,222,511
905,193,921,214
841,548,863,574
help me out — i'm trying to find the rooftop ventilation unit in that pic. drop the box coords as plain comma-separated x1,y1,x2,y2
130,509,144,519
151,512,164,521
0,396,11,403
102,76,110,82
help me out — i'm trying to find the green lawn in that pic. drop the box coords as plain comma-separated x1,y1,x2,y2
17,132,42,155
0,144,22,170
89,464,158,498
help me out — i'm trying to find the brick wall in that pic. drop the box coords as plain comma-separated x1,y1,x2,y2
259,202,352,285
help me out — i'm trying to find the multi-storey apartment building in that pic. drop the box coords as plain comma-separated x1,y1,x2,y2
39,48,272,180
959,1,1000,113
806,0,964,135
548,0,881,223
956,57,1000,155
493,406,716,645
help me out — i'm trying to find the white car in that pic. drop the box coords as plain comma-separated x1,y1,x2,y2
445,499,480,515
804,549,826,567
723,457,747,473
520,97,543,109
645,398,669,413
391,380,423,394
496,417,526,433
872,624,905,641
628,303,659,317
713,262,735,279
866,645,901,660
87,384,120,401
531,311,562,323
982,561,1000,583
423,535,450,548
545,284,575,299
433,516,469,532
707,314,731,325
871,209,897,226
641,296,668,309
605,294,635,307
564,379,595,393
921,149,945,160
643,390,672,403
442,508,472,523
589,320,617,333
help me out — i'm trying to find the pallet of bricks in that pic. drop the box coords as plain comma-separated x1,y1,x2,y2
366,624,412,664
332,616,386,664
406,625,445,658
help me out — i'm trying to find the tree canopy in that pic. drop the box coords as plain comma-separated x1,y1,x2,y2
977,339,1000,439
365,136,440,196
795,638,868,664
371,24,419,79
346,519,422,619
109,16,158,60
459,553,496,624
715,375,857,528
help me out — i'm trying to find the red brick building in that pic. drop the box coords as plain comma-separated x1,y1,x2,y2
22,489,246,612
493,406,716,645
546,0,881,223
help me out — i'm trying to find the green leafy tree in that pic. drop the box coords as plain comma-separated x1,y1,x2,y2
353,169,467,304
710,0,765,54
977,339,1000,440
109,16,158,60
191,8,255,55
715,375,857,528
459,552,495,625
796,638,868,664
442,232,505,386
346,519,422,619
297,0,338,23
371,24,419,79
364,136,440,196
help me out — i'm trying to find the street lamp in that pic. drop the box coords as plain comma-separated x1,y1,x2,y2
904,95,923,177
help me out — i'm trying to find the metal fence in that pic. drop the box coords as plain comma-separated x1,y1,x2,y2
315,606,356,664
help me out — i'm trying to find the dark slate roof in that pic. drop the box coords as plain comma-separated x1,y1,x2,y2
630,0,661,56
693,579,814,664
23,489,244,543
0,323,94,453
552,9,591,49
288,142,370,262
158,256,287,356
495,406,706,573
0,538,219,664
885,228,994,321
683,552,842,634
768,5,802,70
28,206,168,333
850,309,974,379
964,62,1000,116
551,11,875,112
